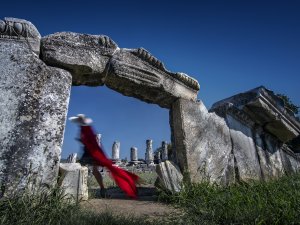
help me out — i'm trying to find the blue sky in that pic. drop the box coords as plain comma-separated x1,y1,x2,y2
2,0,299,159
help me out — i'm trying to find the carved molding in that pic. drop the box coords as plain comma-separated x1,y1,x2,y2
131,48,200,91
257,89,300,135
0,17,38,40
212,102,255,128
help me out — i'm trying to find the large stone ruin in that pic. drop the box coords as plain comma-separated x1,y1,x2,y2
0,17,299,196
171,87,300,187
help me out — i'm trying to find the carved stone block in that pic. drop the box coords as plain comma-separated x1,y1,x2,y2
41,33,200,108
156,160,183,193
170,98,235,185
59,163,88,201
41,32,118,86
0,17,41,54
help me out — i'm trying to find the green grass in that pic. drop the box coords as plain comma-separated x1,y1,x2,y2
0,187,165,225
1,173,300,225
160,173,300,225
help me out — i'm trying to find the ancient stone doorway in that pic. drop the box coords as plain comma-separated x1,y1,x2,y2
0,19,199,196
61,85,174,197
62,86,171,165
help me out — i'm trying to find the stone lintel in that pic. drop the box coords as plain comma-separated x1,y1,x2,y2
41,32,118,86
41,32,200,109
108,49,199,108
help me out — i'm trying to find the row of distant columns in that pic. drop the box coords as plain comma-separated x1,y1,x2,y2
110,138,168,164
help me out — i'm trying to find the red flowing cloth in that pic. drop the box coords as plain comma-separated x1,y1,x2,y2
80,125,139,199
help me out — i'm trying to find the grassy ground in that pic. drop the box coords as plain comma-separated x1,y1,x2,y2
0,187,165,225
160,173,300,225
1,173,300,225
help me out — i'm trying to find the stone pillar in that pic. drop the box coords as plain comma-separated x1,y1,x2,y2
161,141,168,161
0,17,72,197
130,147,138,162
96,133,102,146
67,153,77,163
156,151,161,164
170,98,235,185
145,139,154,165
112,141,120,163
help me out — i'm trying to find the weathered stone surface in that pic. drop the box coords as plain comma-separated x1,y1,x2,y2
280,145,300,174
130,147,138,162
112,141,120,162
145,139,154,165
226,115,262,181
211,86,300,143
171,98,235,185
210,87,300,182
254,130,281,180
58,163,88,201
41,32,199,108
107,48,199,108
0,39,72,196
41,32,118,86
161,141,168,162
67,153,77,163
0,17,41,54
156,160,183,192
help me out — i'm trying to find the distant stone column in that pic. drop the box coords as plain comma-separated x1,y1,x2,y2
161,141,168,161
130,147,138,162
112,141,120,162
96,133,102,146
67,153,77,163
156,151,161,164
145,139,154,165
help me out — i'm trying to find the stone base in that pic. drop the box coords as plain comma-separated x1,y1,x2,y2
58,163,88,202
156,160,183,193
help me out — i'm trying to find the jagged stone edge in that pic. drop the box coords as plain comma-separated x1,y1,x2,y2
42,32,118,50
131,47,200,91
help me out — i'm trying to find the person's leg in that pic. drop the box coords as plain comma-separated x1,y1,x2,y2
92,165,105,189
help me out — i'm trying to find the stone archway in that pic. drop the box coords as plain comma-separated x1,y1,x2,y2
0,17,200,196
1,17,300,197
40,31,201,191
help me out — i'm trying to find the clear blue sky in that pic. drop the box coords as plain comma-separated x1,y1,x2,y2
2,0,299,159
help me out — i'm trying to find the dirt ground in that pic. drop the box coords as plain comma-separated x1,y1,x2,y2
80,186,183,221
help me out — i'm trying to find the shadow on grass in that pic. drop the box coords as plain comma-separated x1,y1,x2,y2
88,186,159,202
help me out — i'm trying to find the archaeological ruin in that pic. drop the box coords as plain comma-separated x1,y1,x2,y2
0,17,299,197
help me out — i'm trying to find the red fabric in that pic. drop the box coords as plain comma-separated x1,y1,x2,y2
80,126,139,199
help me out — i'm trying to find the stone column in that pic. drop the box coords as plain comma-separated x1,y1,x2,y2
145,139,154,165
161,141,168,161
67,153,77,163
156,151,161,164
130,147,138,162
96,133,102,146
112,141,120,162
0,18,72,197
